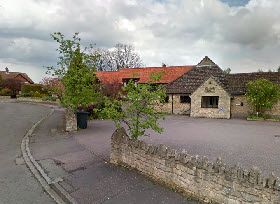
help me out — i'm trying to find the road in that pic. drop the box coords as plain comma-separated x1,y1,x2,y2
0,102,53,204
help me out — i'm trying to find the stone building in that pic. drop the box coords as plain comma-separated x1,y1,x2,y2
96,56,280,119
166,56,280,118
96,65,194,97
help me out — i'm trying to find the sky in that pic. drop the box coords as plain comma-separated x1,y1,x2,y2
1,0,280,82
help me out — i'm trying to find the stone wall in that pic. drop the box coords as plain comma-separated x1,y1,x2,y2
111,128,280,204
65,109,77,132
231,96,252,118
231,96,280,118
191,77,231,119
0,96,11,100
156,94,191,114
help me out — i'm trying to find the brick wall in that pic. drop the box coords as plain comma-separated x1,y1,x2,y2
111,128,280,203
190,77,231,119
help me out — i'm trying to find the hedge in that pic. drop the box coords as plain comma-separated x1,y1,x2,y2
21,84,48,97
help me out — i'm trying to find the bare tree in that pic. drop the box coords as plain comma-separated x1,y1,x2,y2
113,43,143,70
93,48,116,71
94,43,143,71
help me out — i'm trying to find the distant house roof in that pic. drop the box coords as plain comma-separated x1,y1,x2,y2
0,71,34,84
227,72,280,95
166,56,280,95
166,56,229,94
96,66,194,85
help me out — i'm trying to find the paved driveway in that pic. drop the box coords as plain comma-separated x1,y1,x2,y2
82,116,280,177
144,116,280,176
0,102,53,204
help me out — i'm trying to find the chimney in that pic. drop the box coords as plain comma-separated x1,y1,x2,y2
5,67,9,73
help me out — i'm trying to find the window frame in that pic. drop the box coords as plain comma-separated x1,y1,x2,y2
180,95,191,103
201,96,219,108
122,78,139,86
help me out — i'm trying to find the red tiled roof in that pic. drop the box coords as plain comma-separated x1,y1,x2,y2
96,66,194,85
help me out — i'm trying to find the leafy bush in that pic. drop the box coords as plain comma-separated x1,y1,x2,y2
21,84,47,97
0,79,22,95
0,88,12,96
32,91,44,98
20,92,32,97
246,79,280,114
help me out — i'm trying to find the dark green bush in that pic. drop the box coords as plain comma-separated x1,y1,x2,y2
0,88,12,96
21,84,47,97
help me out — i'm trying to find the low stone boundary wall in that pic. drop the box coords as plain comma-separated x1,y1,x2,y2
0,96,10,100
16,97,59,105
111,128,280,204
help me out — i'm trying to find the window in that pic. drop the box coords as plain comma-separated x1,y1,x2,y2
201,96,219,108
162,96,169,103
122,78,139,86
180,95,191,103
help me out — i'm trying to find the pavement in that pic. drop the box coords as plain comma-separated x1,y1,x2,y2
31,106,200,204
0,102,53,204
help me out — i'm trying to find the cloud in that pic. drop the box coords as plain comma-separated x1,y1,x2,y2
0,0,280,82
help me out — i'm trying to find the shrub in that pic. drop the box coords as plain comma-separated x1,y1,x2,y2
0,88,12,96
0,79,22,95
21,84,47,97
32,91,44,98
246,79,280,114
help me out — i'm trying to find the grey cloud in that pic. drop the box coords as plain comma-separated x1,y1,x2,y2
221,8,279,48
1,0,280,83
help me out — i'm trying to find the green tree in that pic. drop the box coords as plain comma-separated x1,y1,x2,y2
277,66,280,72
246,79,280,114
47,32,102,111
61,48,101,110
102,80,166,140
46,32,97,78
